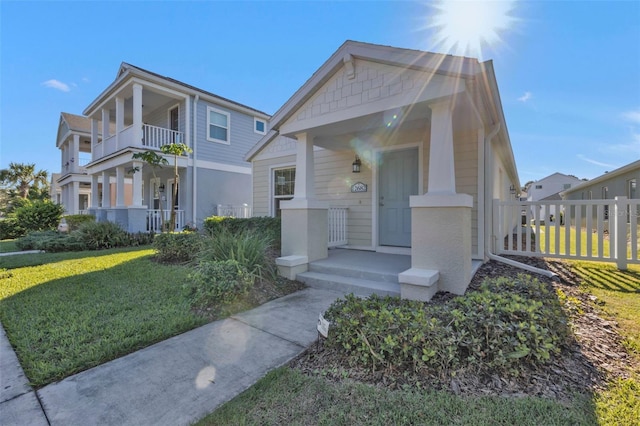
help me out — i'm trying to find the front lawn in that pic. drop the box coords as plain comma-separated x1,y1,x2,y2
200,258,640,425
0,247,206,387
0,239,18,253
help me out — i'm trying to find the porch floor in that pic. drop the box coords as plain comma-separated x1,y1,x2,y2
296,248,482,298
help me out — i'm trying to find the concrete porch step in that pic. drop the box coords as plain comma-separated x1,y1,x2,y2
296,271,401,298
308,262,400,283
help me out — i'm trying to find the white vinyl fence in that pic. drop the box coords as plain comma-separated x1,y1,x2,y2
494,196,639,269
328,207,348,247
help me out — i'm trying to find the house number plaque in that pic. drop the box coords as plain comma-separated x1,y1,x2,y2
351,182,367,193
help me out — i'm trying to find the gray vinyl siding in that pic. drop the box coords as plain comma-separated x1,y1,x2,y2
195,99,263,168
195,168,252,224
565,168,640,201
143,100,186,133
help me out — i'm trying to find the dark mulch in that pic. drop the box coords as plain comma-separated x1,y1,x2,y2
290,257,635,401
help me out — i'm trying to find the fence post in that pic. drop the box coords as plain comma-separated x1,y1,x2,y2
615,196,628,270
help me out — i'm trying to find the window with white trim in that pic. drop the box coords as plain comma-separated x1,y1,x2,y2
254,118,266,135
207,107,230,144
273,167,295,217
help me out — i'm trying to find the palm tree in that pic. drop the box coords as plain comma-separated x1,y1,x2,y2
0,162,48,199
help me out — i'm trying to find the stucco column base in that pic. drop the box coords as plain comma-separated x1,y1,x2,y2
127,207,149,233
409,193,473,296
279,200,328,280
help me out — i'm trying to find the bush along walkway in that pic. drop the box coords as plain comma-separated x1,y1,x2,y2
5,287,343,426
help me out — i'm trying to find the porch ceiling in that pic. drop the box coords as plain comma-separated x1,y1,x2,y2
308,96,481,149
87,82,182,122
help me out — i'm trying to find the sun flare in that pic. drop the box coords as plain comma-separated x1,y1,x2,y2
427,0,517,59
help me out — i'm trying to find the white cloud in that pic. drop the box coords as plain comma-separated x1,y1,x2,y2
517,91,532,102
82,77,90,83
623,109,640,124
577,154,617,169
42,79,70,92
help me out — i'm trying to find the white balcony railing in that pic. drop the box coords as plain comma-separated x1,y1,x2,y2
146,209,185,233
143,124,183,150
92,125,185,161
216,204,252,218
328,207,348,247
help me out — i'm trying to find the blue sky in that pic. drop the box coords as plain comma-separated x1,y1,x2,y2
1,0,638,184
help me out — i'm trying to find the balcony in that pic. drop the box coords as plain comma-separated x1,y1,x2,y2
94,124,184,160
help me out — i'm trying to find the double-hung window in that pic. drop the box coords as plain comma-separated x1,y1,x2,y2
207,107,230,144
273,167,295,217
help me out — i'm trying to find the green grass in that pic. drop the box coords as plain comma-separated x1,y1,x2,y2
0,246,207,387
571,261,640,355
198,258,640,426
569,260,640,424
537,225,611,257
0,239,18,253
199,367,596,426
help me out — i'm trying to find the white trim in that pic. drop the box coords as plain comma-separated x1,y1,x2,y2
371,142,423,249
167,103,180,132
206,106,230,144
477,127,485,261
269,162,296,217
254,117,267,135
191,159,251,175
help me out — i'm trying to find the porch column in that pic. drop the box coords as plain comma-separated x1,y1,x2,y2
276,132,328,280
115,96,124,151
400,99,473,300
101,171,111,208
71,181,80,214
132,84,143,147
91,118,101,159
72,134,80,173
91,174,100,208
102,108,110,140
116,166,126,207
131,161,143,206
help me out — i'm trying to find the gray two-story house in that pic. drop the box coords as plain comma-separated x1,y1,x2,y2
83,63,269,232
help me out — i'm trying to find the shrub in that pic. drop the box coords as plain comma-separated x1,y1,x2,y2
185,259,254,308
153,231,203,263
324,275,569,376
15,231,86,252
64,214,95,231
198,228,275,281
0,217,24,239
203,216,281,248
75,221,129,250
13,200,64,234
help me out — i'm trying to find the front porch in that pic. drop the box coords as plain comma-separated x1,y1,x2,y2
295,249,482,298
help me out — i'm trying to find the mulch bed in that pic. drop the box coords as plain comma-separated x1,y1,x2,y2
289,257,636,401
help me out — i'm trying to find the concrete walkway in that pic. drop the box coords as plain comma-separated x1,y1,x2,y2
0,287,345,426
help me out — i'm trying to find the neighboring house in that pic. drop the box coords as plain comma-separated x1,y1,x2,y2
82,63,269,232
562,160,639,202
527,172,583,222
54,113,98,214
246,41,520,300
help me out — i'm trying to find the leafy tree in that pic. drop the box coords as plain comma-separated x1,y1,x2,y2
0,162,48,199
160,143,192,232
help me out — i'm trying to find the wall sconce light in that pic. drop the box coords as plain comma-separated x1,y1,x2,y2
509,185,516,195
352,155,361,173
159,183,165,193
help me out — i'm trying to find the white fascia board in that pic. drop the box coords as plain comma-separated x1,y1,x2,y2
190,159,252,175
480,60,520,190
83,68,132,116
245,129,279,161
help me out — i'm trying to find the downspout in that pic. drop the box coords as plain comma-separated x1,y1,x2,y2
484,123,557,280
192,95,199,225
